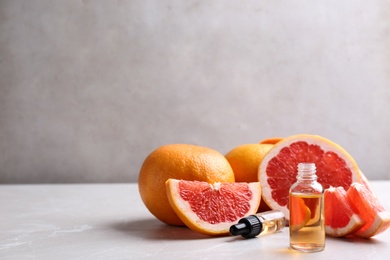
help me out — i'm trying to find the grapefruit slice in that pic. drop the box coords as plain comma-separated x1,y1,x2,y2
347,182,390,238
324,187,364,237
259,134,360,219
165,179,261,236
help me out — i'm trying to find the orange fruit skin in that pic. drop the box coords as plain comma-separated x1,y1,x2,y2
138,144,235,226
225,144,273,182
259,134,361,219
225,143,274,212
259,137,284,145
166,179,261,236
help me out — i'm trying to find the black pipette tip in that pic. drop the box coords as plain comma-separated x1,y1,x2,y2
230,222,248,236
229,215,263,239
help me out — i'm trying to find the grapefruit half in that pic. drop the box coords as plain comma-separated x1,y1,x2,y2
324,186,364,237
165,179,261,236
259,134,360,219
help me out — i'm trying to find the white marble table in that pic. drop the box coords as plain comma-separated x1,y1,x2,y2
1,181,390,259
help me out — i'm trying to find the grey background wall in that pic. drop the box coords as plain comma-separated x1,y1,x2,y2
1,0,389,183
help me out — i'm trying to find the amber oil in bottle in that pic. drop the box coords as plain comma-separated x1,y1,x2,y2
289,163,325,252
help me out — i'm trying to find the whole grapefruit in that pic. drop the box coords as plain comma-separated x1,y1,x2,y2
225,143,274,212
138,144,235,226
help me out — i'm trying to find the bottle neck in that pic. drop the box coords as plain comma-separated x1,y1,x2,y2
297,163,317,182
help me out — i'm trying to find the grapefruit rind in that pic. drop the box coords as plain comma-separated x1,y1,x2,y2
259,134,361,219
259,137,284,145
325,214,363,238
165,179,261,236
354,211,390,238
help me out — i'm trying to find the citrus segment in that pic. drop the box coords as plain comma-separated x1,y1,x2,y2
138,144,235,226
303,195,322,226
289,195,311,232
346,183,390,238
165,179,261,236
358,169,377,198
259,134,360,219
324,187,364,237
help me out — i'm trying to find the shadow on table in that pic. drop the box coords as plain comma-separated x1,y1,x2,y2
108,218,213,240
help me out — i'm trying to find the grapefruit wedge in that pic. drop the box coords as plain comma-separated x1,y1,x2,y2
358,169,377,198
259,134,360,219
347,183,390,238
289,195,311,232
165,179,261,236
324,187,364,237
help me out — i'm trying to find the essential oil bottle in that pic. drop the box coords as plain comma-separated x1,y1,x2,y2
230,210,286,238
289,163,325,252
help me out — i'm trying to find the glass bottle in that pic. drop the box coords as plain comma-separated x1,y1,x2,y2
289,163,325,252
230,210,286,238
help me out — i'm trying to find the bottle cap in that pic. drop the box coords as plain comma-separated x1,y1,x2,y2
229,215,263,238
